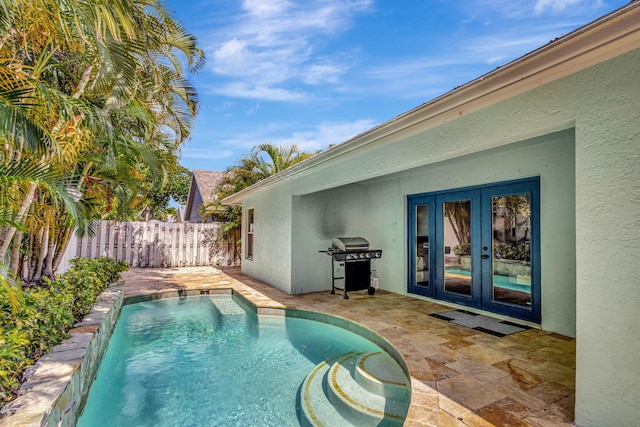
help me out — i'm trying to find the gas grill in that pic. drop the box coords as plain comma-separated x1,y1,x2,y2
319,237,382,299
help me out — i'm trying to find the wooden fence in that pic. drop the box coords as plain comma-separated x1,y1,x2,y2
70,221,222,268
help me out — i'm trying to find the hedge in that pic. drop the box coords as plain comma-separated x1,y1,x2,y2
0,257,128,403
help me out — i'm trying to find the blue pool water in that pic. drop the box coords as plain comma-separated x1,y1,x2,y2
445,268,531,293
77,296,384,426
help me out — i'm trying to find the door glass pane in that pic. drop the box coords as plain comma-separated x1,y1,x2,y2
443,200,471,295
491,195,531,306
415,204,429,287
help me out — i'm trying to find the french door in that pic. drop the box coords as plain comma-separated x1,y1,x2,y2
408,179,540,323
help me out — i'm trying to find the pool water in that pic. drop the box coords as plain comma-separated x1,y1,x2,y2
77,296,384,426
445,268,531,293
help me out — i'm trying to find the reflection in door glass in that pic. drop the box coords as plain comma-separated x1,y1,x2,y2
415,205,429,287
443,200,471,295
491,195,532,306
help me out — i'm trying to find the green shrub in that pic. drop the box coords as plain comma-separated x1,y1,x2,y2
452,242,471,258
493,243,530,262
0,257,128,403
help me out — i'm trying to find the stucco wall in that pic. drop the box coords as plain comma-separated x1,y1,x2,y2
291,184,368,294
572,51,640,426
241,186,293,293
288,131,576,335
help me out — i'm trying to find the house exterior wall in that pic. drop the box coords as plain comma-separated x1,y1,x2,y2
572,53,640,426
287,131,575,333
241,186,293,293
291,184,368,294
241,48,640,425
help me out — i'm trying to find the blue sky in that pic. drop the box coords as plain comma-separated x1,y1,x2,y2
170,0,628,172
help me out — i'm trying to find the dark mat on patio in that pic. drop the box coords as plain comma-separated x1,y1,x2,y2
430,310,532,337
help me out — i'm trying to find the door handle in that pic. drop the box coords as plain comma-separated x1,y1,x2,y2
481,254,490,259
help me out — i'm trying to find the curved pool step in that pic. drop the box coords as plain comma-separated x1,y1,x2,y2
300,353,361,427
354,351,411,400
327,353,408,426
300,351,410,427
209,296,247,315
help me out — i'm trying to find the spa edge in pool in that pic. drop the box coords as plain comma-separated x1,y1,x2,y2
76,294,411,427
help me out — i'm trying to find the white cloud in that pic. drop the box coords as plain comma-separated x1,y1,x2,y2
267,119,378,151
463,34,547,63
355,57,463,99
180,148,235,160
212,34,308,85
206,0,373,101
462,15,477,24
464,0,606,22
215,119,377,153
534,0,601,14
461,17,590,65
214,38,247,60
246,102,260,115
344,7,594,100
200,0,618,109
213,39,250,73
214,83,306,102
303,63,344,84
470,0,534,19
242,0,290,17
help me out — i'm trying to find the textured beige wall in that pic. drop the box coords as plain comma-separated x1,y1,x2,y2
241,185,293,293
572,52,640,427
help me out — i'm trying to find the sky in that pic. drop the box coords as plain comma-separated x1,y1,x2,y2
168,0,629,172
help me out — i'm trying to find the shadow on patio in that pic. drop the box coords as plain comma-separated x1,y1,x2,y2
122,266,575,427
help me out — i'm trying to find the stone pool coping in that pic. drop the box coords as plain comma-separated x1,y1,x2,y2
0,284,420,427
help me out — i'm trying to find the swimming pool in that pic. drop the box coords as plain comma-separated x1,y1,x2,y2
77,295,410,426
445,268,531,293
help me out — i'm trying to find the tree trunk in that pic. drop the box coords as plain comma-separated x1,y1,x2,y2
8,230,23,277
72,64,94,99
0,181,37,259
21,257,29,284
21,232,35,282
53,227,74,273
32,226,49,283
43,226,58,278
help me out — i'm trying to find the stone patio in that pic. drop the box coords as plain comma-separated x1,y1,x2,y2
121,266,576,427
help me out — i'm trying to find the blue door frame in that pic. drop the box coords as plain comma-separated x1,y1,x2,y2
408,178,541,323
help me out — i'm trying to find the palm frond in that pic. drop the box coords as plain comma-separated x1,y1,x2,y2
0,160,85,230
0,262,23,312
0,101,55,153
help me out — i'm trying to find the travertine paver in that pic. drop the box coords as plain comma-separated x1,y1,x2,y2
121,266,576,427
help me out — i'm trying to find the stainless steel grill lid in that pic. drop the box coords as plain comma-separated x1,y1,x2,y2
331,237,369,251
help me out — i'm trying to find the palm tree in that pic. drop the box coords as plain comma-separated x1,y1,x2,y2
200,144,314,264
0,0,204,282
247,143,314,178
0,159,78,308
